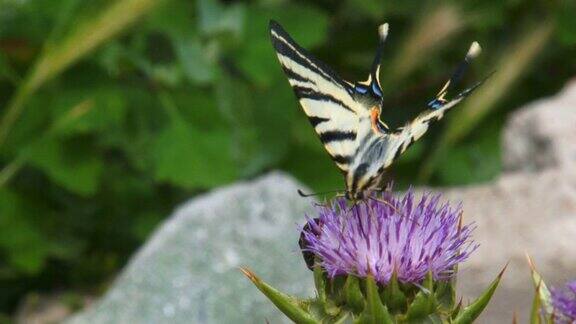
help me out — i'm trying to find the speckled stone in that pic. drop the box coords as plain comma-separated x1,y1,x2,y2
503,79,576,173
438,168,576,323
67,172,315,324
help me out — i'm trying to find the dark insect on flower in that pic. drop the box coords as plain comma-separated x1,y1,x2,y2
298,217,320,270
300,189,478,284
552,280,576,323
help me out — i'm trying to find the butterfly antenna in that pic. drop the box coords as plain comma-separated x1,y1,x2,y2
297,189,343,197
428,41,482,109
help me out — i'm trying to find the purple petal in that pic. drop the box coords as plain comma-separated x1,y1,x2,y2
300,186,476,285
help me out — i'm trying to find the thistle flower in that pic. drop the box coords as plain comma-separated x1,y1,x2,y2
301,190,477,285
552,280,576,323
243,189,505,323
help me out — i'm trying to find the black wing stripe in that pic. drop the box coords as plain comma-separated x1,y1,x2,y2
293,86,355,113
273,40,335,87
282,67,311,84
308,116,330,127
331,154,351,165
351,163,369,192
319,131,356,143
269,21,352,91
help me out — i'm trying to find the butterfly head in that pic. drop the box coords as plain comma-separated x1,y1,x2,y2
344,190,366,202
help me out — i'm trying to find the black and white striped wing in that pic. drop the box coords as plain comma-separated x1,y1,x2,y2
386,78,487,166
269,20,368,172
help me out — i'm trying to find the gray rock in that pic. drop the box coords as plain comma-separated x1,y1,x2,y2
440,168,576,323
503,79,576,172
67,172,314,324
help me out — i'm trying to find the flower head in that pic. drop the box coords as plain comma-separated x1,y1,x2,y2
301,189,477,284
552,280,576,323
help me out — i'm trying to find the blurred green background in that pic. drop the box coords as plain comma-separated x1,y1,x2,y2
0,0,574,318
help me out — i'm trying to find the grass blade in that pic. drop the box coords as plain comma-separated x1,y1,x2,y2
0,0,164,149
0,100,93,188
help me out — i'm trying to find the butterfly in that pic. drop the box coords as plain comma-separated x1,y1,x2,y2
269,20,485,202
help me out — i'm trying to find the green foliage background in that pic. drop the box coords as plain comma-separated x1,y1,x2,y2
0,0,574,316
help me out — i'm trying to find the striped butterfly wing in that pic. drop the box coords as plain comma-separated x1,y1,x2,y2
269,21,369,172
384,42,487,165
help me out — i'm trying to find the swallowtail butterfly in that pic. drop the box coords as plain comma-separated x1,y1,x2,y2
270,20,484,201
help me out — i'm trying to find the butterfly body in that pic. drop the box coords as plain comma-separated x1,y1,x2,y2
270,20,484,200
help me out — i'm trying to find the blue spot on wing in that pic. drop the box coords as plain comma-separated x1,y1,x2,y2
371,82,382,97
427,99,445,110
355,85,368,94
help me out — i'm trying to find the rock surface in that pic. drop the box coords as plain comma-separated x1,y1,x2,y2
503,79,576,172
69,79,576,323
67,173,315,324
443,169,576,323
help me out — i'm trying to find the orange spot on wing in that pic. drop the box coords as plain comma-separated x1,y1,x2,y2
370,107,382,134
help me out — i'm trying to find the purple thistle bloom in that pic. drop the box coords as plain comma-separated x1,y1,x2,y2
300,189,478,285
552,280,576,323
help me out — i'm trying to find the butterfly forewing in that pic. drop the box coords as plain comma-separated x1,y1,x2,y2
269,21,372,172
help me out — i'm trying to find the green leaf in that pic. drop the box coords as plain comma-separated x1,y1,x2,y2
25,138,103,196
0,52,20,85
403,272,436,320
381,271,407,314
556,1,576,46
175,37,217,85
215,77,295,176
436,122,502,185
0,190,51,274
48,87,128,136
150,121,237,189
145,0,196,38
328,276,348,306
0,0,165,148
530,283,543,324
343,0,386,20
357,275,393,324
313,264,327,305
236,3,329,86
527,255,553,315
250,79,297,169
344,275,365,314
453,265,506,324
281,143,342,195
198,0,245,37
405,285,437,320
434,278,456,312
451,298,463,320
240,268,318,324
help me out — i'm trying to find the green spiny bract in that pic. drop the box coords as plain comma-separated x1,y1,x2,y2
242,264,504,324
